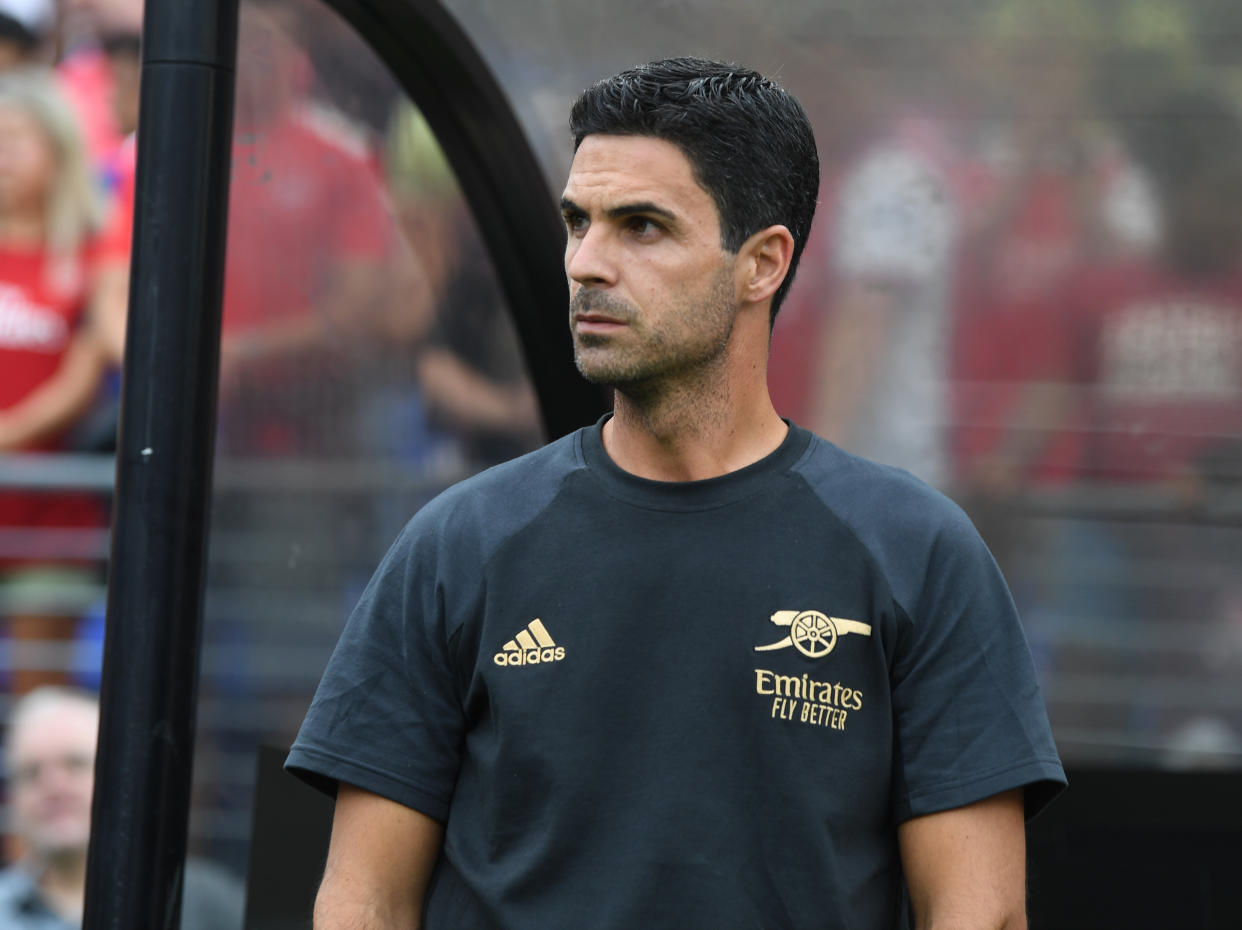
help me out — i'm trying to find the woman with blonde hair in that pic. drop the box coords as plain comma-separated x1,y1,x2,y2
0,67,127,692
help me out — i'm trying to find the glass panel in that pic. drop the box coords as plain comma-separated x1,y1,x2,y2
442,0,1242,769
191,0,542,873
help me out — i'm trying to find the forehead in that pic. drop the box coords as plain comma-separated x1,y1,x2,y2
563,134,713,213
10,701,98,762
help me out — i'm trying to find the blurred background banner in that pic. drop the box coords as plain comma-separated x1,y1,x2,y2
1,0,1241,926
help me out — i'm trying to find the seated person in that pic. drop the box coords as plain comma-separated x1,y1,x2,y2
0,687,244,928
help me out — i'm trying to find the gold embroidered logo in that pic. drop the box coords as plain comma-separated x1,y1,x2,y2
754,669,863,730
754,610,872,659
494,618,565,667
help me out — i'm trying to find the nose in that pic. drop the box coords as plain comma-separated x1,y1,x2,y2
565,224,616,288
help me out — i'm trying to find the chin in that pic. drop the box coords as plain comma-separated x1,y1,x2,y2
575,349,658,386
576,362,642,389
31,828,91,858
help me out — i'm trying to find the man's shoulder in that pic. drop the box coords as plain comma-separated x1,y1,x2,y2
792,431,983,566
796,429,955,507
402,429,586,546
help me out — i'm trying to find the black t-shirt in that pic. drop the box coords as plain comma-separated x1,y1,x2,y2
287,419,1065,930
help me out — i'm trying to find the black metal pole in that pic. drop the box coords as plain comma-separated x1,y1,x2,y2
83,0,238,926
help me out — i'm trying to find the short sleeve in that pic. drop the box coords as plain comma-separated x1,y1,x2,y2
888,508,1066,822
833,145,955,282
285,521,464,821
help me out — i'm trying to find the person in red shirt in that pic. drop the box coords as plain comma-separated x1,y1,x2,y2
0,69,125,692
1029,88,1242,752
215,1,395,455
1058,87,1242,490
56,0,143,182
98,0,398,456
949,16,1159,494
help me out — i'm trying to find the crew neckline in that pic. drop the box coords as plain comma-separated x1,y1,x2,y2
579,414,813,511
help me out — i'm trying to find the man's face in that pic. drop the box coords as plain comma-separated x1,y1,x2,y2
561,135,739,389
7,701,97,860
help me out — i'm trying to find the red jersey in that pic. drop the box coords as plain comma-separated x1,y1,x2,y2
214,105,395,455
0,236,123,537
1065,261,1242,483
0,239,120,428
223,105,392,334
105,106,394,336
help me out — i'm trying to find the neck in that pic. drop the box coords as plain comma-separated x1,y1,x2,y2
35,849,87,921
603,316,786,482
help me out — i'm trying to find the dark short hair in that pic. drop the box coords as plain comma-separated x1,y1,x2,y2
569,57,820,324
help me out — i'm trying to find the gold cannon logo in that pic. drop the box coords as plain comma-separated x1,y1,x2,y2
754,610,872,659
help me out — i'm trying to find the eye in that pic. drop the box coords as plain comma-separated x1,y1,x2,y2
625,216,663,238
563,210,588,235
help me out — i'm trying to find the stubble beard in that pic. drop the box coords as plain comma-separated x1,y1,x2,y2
570,268,737,401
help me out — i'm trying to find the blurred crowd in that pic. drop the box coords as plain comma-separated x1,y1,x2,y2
0,0,543,907
767,1,1242,764
0,0,1240,898
0,0,544,673
772,2,1242,501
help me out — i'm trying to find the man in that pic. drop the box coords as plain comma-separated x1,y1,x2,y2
0,688,244,929
287,58,1066,929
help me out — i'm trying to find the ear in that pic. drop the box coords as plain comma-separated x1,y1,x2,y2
736,224,795,307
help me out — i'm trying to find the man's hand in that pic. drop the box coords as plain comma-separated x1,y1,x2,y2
314,783,444,929
898,788,1028,930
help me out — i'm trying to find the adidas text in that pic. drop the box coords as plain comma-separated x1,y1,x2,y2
494,618,565,667
494,646,566,666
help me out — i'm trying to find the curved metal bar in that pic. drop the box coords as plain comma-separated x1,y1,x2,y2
321,0,608,438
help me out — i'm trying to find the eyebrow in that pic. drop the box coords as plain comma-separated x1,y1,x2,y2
560,197,677,223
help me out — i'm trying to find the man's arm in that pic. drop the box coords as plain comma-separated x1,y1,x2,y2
314,783,445,930
898,788,1028,930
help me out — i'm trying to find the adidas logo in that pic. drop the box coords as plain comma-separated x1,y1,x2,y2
493,619,566,667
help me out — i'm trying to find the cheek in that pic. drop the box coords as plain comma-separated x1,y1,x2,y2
6,139,55,197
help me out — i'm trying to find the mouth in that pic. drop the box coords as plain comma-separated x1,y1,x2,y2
573,312,629,333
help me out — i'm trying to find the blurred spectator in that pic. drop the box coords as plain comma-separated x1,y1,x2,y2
56,0,141,183
952,3,1161,495
213,0,397,456
768,31,883,427
365,103,540,475
0,70,123,692
77,28,136,371
0,687,244,928
806,45,963,487
0,0,52,71
1015,86,1242,752
1061,86,1242,489
414,217,542,464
